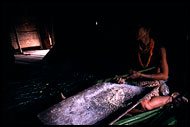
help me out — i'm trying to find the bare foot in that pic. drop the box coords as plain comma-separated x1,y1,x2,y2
171,92,180,99
171,92,188,103
61,92,66,100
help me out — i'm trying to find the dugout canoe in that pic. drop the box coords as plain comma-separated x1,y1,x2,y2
37,82,158,125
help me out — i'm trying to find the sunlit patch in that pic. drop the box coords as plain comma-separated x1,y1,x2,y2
23,49,50,56
15,49,50,64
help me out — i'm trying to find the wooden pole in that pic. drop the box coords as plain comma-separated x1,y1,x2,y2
13,23,23,54
51,23,55,46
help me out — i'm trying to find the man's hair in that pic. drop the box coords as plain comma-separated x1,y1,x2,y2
137,23,152,31
136,23,154,38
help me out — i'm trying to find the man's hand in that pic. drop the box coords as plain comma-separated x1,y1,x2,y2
116,78,126,84
127,71,142,79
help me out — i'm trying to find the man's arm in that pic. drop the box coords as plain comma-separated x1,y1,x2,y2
127,47,169,80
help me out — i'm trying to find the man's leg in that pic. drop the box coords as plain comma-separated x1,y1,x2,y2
141,96,172,111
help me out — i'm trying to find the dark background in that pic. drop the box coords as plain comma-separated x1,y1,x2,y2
2,1,189,102
1,1,190,125
3,2,188,87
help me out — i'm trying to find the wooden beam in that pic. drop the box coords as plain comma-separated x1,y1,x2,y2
13,23,23,54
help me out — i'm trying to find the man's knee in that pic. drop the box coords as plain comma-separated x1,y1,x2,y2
141,101,153,111
144,104,153,110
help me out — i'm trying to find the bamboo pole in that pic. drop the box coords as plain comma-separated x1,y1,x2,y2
97,67,156,83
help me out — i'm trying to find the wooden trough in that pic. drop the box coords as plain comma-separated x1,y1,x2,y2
37,82,158,125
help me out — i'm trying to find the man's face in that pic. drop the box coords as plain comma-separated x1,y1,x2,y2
136,27,148,41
